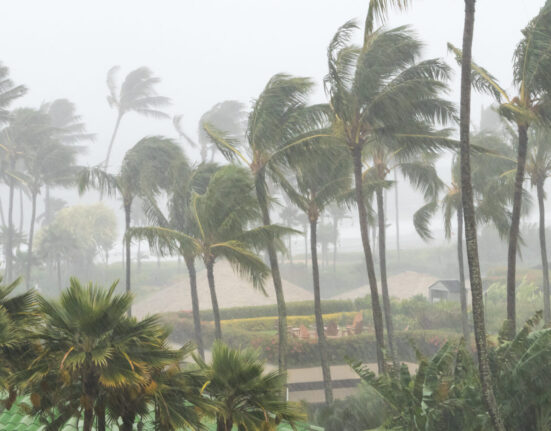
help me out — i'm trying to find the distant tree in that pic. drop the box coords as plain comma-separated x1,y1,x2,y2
0,63,27,124
104,66,170,169
79,137,182,312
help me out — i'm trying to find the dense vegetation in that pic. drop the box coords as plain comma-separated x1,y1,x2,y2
2,0,551,429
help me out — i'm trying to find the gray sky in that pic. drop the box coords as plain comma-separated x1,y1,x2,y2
0,0,545,251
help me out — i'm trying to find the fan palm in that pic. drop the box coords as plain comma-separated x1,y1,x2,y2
79,136,184,312
195,341,303,431
449,1,551,336
0,276,36,407
282,145,351,404
525,127,551,324
324,18,455,372
0,63,27,124
203,74,329,371
454,0,506,428
129,165,280,341
28,278,178,431
104,66,170,169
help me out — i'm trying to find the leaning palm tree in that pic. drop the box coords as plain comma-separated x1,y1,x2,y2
526,127,551,324
129,165,282,341
195,342,303,431
449,1,551,336
0,63,26,124
324,18,455,372
104,66,170,169
455,0,506,428
132,162,218,358
282,145,351,405
203,74,328,371
79,137,183,312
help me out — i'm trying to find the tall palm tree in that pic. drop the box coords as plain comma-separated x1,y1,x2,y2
195,342,303,431
129,165,279,341
104,66,170,169
365,148,443,363
450,1,551,336
79,137,183,313
203,74,328,371
0,63,26,124
324,18,455,372
526,127,551,324
456,0,506,428
131,162,218,358
283,146,351,405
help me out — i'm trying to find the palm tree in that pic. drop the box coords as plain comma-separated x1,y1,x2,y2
365,147,443,363
456,0,506,428
324,18,455,372
104,66,170,169
526,127,551,324
79,137,183,313
0,276,36,406
30,278,177,431
203,74,329,371
0,63,26,124
327,203,349,272
198,100,247,162
195,342,303,431
283,146,351,404
450,1,551,336
129,165,278,341
130,162,217,359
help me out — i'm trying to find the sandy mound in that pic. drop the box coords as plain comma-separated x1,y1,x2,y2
134,260,313,318
332,271,438,301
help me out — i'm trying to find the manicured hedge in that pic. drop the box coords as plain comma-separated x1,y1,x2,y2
199,299,368,321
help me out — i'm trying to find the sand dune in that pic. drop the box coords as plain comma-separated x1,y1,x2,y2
332,271,438,301
134,260,313,318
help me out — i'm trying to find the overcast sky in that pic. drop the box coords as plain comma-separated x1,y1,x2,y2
0,0,545,250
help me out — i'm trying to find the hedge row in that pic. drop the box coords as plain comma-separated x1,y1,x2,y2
164,314,457,367
198,299,370,321
220,311,361,332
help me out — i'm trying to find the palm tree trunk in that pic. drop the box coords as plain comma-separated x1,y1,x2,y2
56,256,62,292
104,112,122,169
185,255,204,358
332,217,338,273
137,240,141,272
5,173,15,283
537,180,551,324
25,191,37,290
18,188,23,253
121,413,135,431
352,145,385,373
459,1,505,429
0,198,5,227
44,185,51,225
457,205,470,344
506,123,529,337
304,222,308,268
96,399,106,431
394,170,400,262
288,235,293,264
206,258,222,340
310,218,333,404
83,372,95,431
254,177,288,372
124,201,132,316
376,188,396,363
